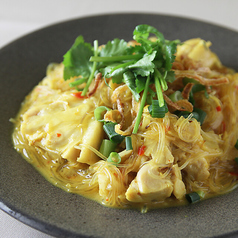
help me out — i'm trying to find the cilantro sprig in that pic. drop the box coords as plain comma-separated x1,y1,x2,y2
63,24,180,133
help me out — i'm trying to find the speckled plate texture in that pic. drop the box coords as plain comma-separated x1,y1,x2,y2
0,13,238,238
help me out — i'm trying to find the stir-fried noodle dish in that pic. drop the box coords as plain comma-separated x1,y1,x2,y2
12,25,238,211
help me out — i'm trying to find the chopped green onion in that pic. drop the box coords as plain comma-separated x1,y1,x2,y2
197,191,205,198
155,69,168,91
99,139,117,158
192,84,206,94
125,136,133,151
183,78,210,103
81,40,99,96
160,71,168,91
192,83,209,105
107,152,121,165
185,192,200,203
154,73,164,107
192,84,209,99
168,91,183,102
191,112,200,121
148,100,168,118
176,108,206,125
94,106,111,122
235,140,238,150
193,108,206,125
235,157,238,165
103,123,125,143
177,111,199,121
147,87,156,103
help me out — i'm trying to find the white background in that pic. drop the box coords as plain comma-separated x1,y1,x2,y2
1,0,237,237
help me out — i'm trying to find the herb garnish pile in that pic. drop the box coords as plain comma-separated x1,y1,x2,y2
63,24,180,134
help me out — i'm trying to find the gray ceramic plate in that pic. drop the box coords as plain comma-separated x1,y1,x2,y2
0,13,238,238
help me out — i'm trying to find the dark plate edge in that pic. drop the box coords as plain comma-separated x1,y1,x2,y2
1,11,237,51
0,200,87,238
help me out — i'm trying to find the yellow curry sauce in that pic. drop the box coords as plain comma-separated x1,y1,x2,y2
12,38,238,211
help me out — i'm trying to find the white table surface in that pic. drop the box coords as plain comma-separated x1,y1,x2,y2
1,0,238,237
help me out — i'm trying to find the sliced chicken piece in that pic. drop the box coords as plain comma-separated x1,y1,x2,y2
125,163,173,203
184,157,210,181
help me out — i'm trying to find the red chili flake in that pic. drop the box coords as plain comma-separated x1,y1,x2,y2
106,198,109,202
71,92,87,99
229,172,238,176
235,85,238,90
216,106,221,112
57,133,61,137
165,125,170,133
138,145,146,156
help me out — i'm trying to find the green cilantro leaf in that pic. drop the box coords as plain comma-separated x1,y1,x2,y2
123,71,140,101
128,51,156,76
133,24,165,54
100,38,128,57
103,64,126,84
163,41,179,70
135,75,147,93
63,36,93,80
